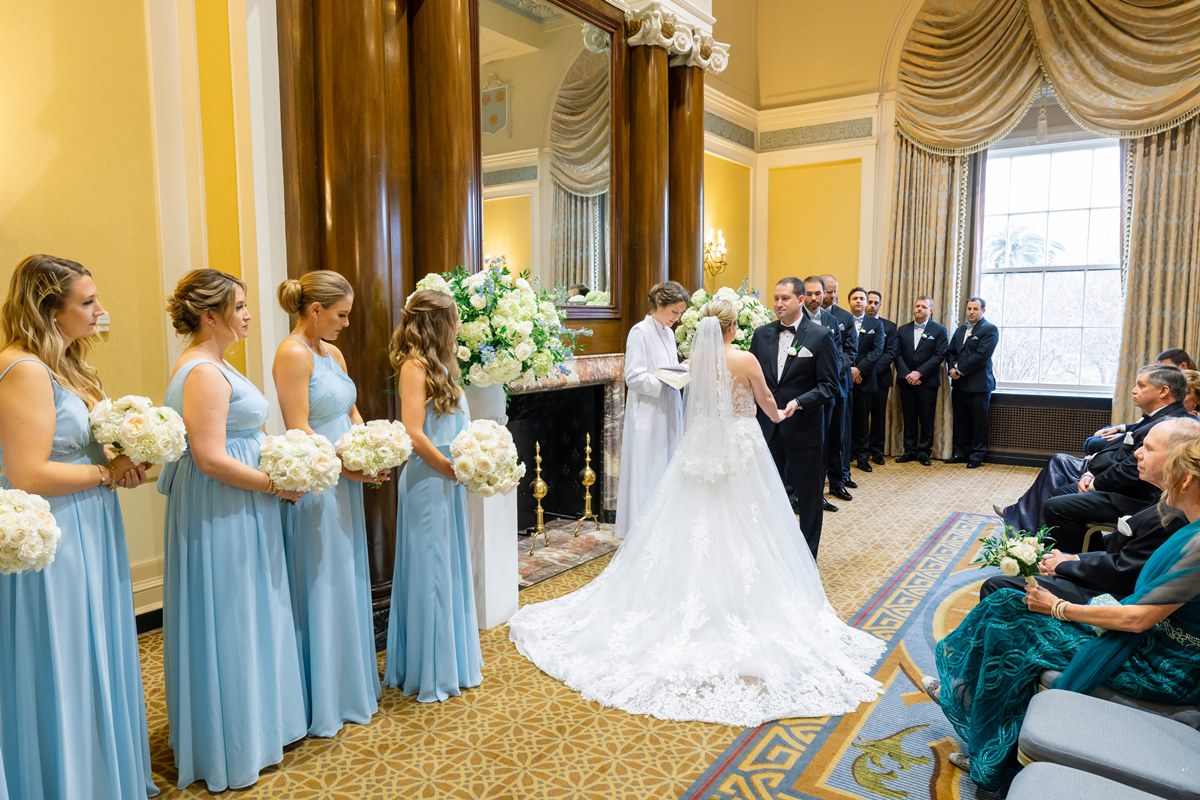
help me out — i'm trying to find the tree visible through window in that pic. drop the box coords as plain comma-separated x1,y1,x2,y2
977,140,1122,392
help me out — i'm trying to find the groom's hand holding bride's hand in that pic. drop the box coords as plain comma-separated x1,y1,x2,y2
774,400,798,422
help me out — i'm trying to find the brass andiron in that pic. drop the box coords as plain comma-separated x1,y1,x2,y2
529,442,550,553
574,433,601,536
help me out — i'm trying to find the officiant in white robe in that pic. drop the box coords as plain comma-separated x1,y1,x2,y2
615,282,689,539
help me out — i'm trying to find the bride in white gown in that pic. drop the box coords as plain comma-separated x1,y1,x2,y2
507,300,885,727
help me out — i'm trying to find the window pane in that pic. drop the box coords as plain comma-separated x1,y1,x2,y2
1043,270,1085,326
1083,268,1122,327
981,216,1010,270
1049,149,1093,211
1046,210,1089,266
996,327,1040,382
1004,271,1044,326
1088,207,1120,265
1009,213,1049,267
1080,327,1122,385
980,273,1004,326
1009,153,1052,213
1039,327,1082,384
1091,146,1121,208
984,158,1011,215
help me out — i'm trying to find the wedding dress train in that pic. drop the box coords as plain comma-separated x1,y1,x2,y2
507,317,885,727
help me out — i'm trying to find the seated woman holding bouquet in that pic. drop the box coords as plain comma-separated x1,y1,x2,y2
921,436,1200,791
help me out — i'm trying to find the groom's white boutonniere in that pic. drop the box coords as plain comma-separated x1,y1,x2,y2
786,346,798,357
921,333,931,340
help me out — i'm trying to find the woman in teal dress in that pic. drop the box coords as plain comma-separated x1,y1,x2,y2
160,269,307,791
273,270,382,736
0,255,156,800
384,289,483,702
923,437,1200,791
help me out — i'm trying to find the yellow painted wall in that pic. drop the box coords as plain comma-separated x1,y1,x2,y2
702,153,752,294
483,195,534,274
767,159,861,294
0,0,168,581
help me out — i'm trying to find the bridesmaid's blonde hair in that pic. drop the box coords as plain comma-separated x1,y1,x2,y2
166,269,246,339
1,254,104,407
700,297,737,332
389,290,462,415
277,270,353,316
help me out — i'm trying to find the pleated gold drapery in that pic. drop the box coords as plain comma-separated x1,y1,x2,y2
891,0,1200,424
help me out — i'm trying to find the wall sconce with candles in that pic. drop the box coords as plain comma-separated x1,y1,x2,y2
703,228,727,278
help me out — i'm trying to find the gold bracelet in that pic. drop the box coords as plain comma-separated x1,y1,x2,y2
98,462,116,491
263,473,279,496
1052,599,1067,621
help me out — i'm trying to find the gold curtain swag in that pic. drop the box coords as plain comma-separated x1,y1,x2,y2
897,0,1200,155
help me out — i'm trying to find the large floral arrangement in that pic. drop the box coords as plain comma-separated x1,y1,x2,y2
450,419,525,496
336,420,412,484
90,395,187,465
674,282,774,358
0,489,61,574
975,524,1055,585
412,257,589,388
259,429,342,495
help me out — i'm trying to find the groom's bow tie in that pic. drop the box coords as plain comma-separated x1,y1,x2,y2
780,323,798,334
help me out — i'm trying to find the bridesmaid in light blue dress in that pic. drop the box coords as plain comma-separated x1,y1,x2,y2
273,272,382,736
159,269,306,791
0,256,156,800
384,289,483,702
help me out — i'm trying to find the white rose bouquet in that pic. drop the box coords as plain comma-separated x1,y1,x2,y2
90,395,187,465
336,420,412,487
410,256,591,388
974,524,1055,585
450,419,526,496
675,280,774,359
259,429,342,496
0,489,61,574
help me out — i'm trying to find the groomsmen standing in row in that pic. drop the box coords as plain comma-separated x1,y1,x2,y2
865,290,898,466
846,287,886,472
799,277,849,510
820,275,860,502
895,296,948,465
946,297,999,468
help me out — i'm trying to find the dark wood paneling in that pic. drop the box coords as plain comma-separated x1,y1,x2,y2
626,44,670,326
276,0,320,269
668,64,703,294
570,318,625,356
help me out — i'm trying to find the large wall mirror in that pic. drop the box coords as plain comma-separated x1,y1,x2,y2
479,0,621,315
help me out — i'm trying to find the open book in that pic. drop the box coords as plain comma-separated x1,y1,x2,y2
655,365,690,390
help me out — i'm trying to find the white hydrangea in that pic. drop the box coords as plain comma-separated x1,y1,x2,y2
0,489,61,574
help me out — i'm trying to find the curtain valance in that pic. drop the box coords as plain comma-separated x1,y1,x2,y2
897,0,1200,155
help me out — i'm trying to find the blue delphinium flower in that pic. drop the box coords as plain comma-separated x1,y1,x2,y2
478,344,496,364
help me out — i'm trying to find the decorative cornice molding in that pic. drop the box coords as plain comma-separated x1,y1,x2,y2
481,148,540,171
491,0,563,23
605,0,715,35
704,85,757,133
668,31,728,73
759,118,873,152
703,111,754,151
483,165,539,187
625,3,693,54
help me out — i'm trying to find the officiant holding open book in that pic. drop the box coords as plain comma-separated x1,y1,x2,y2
615,281,690,540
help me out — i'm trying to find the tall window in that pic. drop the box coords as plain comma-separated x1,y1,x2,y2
977,140,1123,393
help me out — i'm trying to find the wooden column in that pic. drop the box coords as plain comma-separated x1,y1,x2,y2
409,0,481,275
626,43,670,320
667,63,704,293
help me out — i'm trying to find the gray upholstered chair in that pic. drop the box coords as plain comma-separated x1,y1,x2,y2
1018,689,1200,800
1039,670,1200,730
1009,762,1170,800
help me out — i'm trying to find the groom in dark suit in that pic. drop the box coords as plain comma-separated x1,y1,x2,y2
749,277,839,557
895,295,948,465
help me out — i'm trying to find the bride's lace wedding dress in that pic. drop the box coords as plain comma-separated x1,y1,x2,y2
507,317,885,727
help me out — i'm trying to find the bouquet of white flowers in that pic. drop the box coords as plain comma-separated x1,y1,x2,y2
336,420,412,486
450,419,526,496
90,395,187,465
259,429,342,495
974,524,1055,585
675,281,774,359
411,256,590,388
0,489,61,574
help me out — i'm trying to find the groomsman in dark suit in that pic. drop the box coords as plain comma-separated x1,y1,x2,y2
895,295,948,465
865,290,897,466
750,277,840,556
846,287,885,472
946,297,999,468
820,275,859,498
799,277,850,510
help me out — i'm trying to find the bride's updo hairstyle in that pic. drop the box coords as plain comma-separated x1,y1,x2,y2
388,289,462,415
277,270,352,317
166,269,246,339
700,297,737,332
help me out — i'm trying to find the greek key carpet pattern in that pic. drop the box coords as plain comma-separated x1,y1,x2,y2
137,460,1037,799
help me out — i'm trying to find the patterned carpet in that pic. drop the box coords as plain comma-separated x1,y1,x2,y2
137,460,1037,799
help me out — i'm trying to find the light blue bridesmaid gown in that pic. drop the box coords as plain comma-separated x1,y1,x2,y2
281,338,380,735
158,360,306,791
0,359,157,800
384,395,483,702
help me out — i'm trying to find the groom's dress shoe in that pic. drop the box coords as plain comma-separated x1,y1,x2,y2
895,453,917,463
855,459,873,472
829,486,853,502
871,454,885,465
843,479,858,489
822,499,839,512
945,456,965,464
966,461,983,469
918,456,932,466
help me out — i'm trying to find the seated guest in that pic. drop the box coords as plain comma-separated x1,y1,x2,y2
1158,346,1193,370
921,434,1200,791
1043,364,1189,552
981,418,1200,603
1184,369,1200,415
567,283,590,297
996,364,1188,532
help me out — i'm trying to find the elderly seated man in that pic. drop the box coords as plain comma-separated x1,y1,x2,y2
981,417,1200,603
996,364,1190,535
